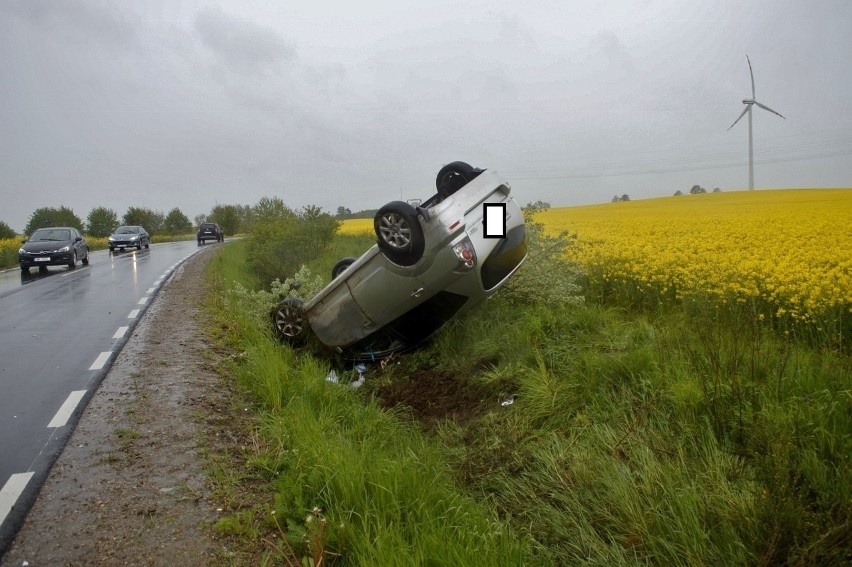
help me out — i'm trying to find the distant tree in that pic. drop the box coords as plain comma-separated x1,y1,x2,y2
621,194,630,201
674,190,683,196
123,207,164,236
525,200,551,210
348,208,379,219
194,213,207,227
690,185,707,194
0,220,16,239
209,204,243,235
24,206,83,235
612,195,620,203
252,197,293,224
336,206,353,218
163,207,192,235
712,187,722,193
86,207,119,237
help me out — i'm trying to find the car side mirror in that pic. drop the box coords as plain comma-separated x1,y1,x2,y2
75,237,83,242
21,238,27,244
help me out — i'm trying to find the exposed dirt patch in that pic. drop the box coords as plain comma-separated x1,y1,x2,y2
375,369,499,430
0,249,250,566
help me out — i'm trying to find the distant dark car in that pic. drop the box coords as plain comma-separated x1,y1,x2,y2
108,225,150,252
19,227,90,272
197,223,224,245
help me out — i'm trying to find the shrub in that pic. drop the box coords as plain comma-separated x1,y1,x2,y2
498,205,584,308
245,205,339,285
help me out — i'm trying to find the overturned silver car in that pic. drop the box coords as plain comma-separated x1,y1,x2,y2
272,161,528,361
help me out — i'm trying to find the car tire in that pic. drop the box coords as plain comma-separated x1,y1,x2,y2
68,251,77,269
374,201,425,266
82,249,90,265
197,239,202,246
145,240,150,249
272,298,308,344
436,161,481,199
331,257,357,279
20,265,29,273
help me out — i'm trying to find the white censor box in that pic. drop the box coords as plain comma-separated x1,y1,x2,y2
482,202,507,238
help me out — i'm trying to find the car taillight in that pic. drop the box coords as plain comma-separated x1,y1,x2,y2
452,237,477,269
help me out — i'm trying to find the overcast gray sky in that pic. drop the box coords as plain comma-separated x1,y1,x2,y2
2,0,850,232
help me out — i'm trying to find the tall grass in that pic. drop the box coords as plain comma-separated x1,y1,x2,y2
205,230,849,564
206,241,531,565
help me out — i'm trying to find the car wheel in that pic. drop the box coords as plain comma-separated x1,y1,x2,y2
374,201,425,266
82,249,90,265
68,251,77,269
20,265,29,273
145,239,150,249
197,239,202,246
331,257,357,279
272,298,308,344
436,161,481,199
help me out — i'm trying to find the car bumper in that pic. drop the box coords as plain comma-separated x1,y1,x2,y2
20,252,74,267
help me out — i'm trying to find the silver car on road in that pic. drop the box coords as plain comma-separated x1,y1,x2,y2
272,161,528,361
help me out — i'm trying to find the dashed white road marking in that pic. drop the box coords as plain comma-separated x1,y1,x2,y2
146,287,156,294
88,351,112,371
113,326,129,339
128,309,140,319
137,297,148,305
47,390,87,428
0,472,35,527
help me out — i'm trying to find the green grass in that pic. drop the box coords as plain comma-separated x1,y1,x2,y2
204,234,850,565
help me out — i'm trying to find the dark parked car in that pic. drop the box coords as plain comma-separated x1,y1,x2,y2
272,161,528,361
108,225,150,252
197,222,224,245
19,227,90,272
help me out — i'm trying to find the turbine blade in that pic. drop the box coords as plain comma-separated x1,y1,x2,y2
754,101,785,119
747,55,755,98
728,105,750,130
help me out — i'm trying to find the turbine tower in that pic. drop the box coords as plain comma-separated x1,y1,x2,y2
728,55,785,190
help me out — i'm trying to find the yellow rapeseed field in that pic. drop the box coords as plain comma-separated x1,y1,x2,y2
535,189,852,325
338,218,373,235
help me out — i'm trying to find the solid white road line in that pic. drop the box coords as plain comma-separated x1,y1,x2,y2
47,390,87,428
0,472,35,527
113,326,129,339
88,351,112,371
128,309,140,319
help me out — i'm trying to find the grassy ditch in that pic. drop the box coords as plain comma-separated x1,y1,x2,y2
205,235,849,565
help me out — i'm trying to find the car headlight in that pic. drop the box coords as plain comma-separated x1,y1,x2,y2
129,235,138,240
58,245,70,252
18,248,26,254
109,236,115,241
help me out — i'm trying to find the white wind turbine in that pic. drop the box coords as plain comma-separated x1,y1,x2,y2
728,55,785,190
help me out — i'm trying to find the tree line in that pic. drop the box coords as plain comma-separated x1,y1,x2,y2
0,201,317,240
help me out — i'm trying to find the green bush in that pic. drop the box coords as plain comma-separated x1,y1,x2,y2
246,205,339,284
499,206,584,308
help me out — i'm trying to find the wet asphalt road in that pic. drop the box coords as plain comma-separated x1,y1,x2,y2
0,239,212,555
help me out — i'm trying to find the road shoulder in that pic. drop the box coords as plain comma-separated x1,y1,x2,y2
1,250,235,566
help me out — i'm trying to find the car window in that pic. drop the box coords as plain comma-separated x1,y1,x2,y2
116,226,139,234
31,229,71,241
